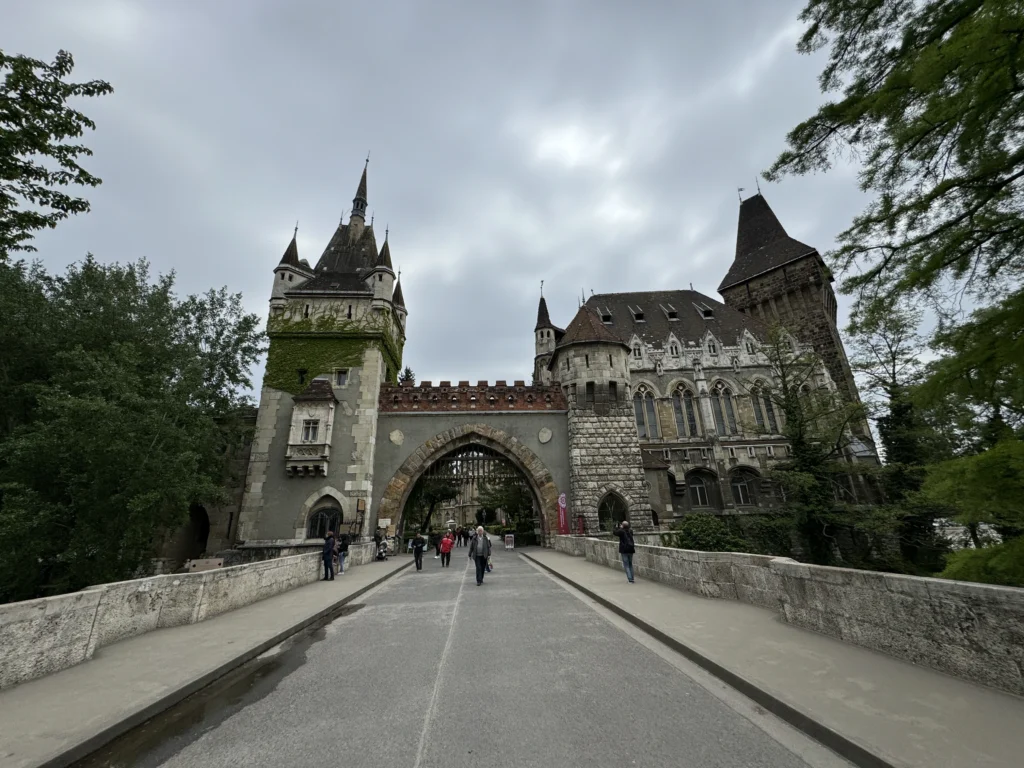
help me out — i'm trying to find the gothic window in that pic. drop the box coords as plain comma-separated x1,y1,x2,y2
597,493,628,532
306,507,342,539
745,341,756,355
689,475,709,507
707,340,718,355
670,342,679,356
301,419,320,442
672,388,701,437
731,470,758,506
711,383,738,435
633,345,642,359
751,385,779,433
633,387,659,438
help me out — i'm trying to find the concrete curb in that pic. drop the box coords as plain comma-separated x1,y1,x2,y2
38,560,412,768
521,552,895,768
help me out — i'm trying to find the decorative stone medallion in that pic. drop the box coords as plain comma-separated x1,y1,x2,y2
389,429,404,445
538,427,552,444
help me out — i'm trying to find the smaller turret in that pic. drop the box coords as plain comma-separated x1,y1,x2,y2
393,277,407,331
366,232,396,308
548,305,631,410
271,228,312,311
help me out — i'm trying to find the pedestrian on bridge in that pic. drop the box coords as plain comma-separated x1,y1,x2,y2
469,526,491,586
412,533,426,571
439,532,454,567
612,521,635,583
335,533,349,575
322,531,336,581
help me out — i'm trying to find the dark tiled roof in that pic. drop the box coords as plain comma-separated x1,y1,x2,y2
287,271,371,296
278,234,300,267
535,296,554,331
315,224,378,274
376,238,393,270
294,378,338,402
393,278,405,308
718,194,818,291
355,165,367,202
557,305,630,349
585,290,766,346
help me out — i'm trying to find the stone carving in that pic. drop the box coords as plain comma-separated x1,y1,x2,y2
538,427,552,444
389,429,404,445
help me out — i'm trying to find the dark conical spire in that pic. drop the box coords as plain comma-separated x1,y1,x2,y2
278,230,300,267
351,157,368,222
535,295,553,331
376,230,393,270
392,278,405,308
718,193,816,291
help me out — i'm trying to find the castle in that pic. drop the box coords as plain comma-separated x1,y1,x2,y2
229,163,876,552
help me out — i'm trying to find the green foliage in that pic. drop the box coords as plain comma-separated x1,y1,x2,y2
476,476,534,526
940,536,1024,588
0,258,264,602
398,366,415,385
264,337,369,394
1,49,112,257
403,473,460,534
663,513,750,553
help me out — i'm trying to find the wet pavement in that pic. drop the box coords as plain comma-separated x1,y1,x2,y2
73,550,845,768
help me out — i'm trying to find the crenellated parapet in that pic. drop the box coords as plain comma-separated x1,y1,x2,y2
379,380,567,412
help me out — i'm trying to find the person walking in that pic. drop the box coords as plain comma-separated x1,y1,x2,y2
469,526,491,586
434,532,442,559
336,533,349,575
322,530,336,581
612,520,636,583
412,533,426,571
439,532,454,567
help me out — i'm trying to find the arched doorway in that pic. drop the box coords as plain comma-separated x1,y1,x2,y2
378,424,559,543
597,492,628,532
306,503,343,539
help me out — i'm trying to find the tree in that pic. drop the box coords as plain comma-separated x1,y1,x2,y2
848,303,951,570
398,366,415,385
0,257,264,602
766,2,1024,344
664,513,749,553
476,475,534,529
404,473,460,534
1,50,112,258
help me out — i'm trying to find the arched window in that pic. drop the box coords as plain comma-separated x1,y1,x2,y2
686,470,719,509
598,493,628,532
672,388,701,437
307,506,342,539
730,470,758,506
711,383,738,435
633,386,659,438
688,475,709,507
751,385,779,433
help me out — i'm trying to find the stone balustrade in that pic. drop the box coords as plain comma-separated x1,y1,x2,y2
553,535,1024,696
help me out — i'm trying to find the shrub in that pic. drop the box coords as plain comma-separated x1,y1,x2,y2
664,513,751,553
939,537,1024,588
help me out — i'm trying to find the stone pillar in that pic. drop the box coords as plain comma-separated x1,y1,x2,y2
237,387,286,541
349,347,383,540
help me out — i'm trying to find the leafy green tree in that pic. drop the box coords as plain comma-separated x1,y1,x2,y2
663,513,749,553
0,258,263,602
766,1,1024,342
404,472,460,534
398,366,415,385
476,475,534,529
1,50,112,257
940,535,1024,587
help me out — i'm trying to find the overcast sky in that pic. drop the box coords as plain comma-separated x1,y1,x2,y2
5,0,870,391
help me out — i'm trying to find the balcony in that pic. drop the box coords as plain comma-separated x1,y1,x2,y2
285,442,331,477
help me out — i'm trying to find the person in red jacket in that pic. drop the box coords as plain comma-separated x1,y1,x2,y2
439,532,454,567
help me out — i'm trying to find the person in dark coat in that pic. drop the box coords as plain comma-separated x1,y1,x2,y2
336,533,349,574
468,526,491,586
612,521,635,583
412,533,426,571
322,531,336,581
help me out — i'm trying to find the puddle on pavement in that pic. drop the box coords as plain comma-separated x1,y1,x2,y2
73,603,365,768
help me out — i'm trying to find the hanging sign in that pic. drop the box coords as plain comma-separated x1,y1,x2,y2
557,493,570,535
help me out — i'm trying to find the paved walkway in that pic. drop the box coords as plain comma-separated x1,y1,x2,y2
523,548,1024,768
68,549,851,768
0,557,410,768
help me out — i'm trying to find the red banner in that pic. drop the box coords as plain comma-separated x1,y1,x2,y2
557,493,569,535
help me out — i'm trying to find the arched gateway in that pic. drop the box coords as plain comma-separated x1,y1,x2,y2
377,423,561,539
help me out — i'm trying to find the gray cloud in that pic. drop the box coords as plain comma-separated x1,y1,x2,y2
5,0,869,389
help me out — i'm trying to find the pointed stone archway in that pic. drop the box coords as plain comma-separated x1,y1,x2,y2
377,423,560,541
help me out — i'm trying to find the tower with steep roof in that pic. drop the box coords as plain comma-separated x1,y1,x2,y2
533,294,562,384
718,193,858,408
238,161,407,545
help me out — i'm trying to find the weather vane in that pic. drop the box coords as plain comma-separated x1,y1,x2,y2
540,279,544,297
737,187,745,202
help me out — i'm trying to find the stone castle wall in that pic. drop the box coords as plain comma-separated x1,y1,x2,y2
379,381,567,412
568,402,654,533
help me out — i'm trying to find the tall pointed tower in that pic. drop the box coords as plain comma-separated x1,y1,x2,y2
533,293,562,385
718,193,858,407
238,162,407,546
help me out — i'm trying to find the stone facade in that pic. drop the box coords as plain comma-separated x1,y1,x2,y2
234,179,874,551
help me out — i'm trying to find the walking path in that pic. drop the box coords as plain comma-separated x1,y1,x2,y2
523,548,1024,768
0,558,410,768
